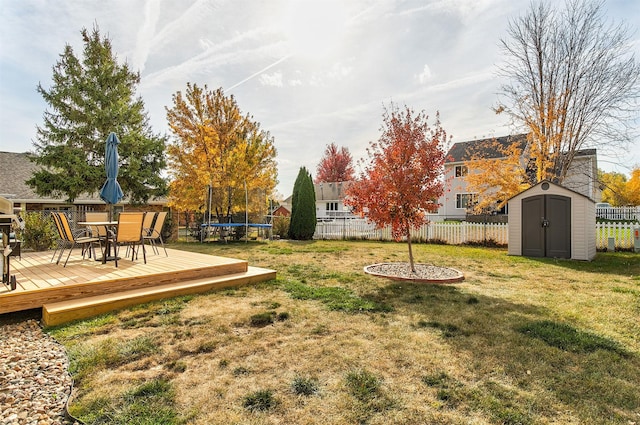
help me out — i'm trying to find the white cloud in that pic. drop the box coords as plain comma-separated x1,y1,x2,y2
417,64,433,84
1,0,638,197
131,0,161,72
260,71,284,87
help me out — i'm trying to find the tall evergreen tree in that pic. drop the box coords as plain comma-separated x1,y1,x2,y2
289,167,316,240
28,26,167,204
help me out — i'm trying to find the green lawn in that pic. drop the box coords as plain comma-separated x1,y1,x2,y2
47,240,640,425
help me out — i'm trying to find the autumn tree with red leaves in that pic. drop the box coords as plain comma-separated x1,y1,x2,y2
315,143,355,183
345,103,449,272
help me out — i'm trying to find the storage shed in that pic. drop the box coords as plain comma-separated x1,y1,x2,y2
508,180,596,261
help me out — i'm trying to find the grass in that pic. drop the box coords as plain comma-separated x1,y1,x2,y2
291,376,319,396
47,240,640,424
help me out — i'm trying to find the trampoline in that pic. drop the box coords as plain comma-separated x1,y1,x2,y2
200,222,272,242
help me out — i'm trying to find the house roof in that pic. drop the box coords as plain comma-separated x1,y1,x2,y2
446,135,598,164
272,205,290,216
0,151,50,201
0,151,166,205
446,134,528,163
0,151,107,203
314,181,352,201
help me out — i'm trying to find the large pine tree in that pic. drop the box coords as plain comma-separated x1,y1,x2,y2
289,167,316,240
28,26,167,204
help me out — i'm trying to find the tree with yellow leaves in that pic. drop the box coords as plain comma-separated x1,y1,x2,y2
165,83,277,221
625,168,640,206
598,169,628,206
498,0,639,184
463,137,531,213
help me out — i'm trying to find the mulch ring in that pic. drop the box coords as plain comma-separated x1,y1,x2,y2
364,262,464,283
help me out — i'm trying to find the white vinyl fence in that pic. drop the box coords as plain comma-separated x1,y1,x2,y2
596,206,639,221
595,222,637,250
315,219,638,250
315,219,509,245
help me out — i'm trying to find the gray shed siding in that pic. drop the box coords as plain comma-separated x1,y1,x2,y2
508,181,596,261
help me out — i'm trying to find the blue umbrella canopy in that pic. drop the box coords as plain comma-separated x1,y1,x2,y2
99,132,124,206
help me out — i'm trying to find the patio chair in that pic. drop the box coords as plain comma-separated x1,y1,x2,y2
54,212,103,267
106,212,147,267
84,211,109,242
143,211,168,256
142,211,157,237
50,212,67,263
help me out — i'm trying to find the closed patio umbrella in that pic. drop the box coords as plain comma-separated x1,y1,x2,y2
99,132,124,221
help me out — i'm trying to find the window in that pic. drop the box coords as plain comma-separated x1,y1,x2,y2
326,202,338,211
456,193,478,209
43,205,72,211
454,165,468,177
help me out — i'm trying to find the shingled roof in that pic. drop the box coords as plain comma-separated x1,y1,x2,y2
0,151,44,200
314,181,352,201
0,151,108,203
446,134,528,163
0,151,167,206
446,134,597,164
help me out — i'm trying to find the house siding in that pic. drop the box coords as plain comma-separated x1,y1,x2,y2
314,182,355,219
439,137,599,221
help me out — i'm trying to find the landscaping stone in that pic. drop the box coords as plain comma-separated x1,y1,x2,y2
364,262,464,283
0,318,79,425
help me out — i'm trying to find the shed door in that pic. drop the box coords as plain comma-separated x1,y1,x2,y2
522,196,545,257
521,195,571,258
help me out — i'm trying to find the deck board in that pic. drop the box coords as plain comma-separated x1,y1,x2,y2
0,247,268,316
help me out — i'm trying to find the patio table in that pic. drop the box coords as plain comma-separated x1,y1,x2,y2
78,221,117,263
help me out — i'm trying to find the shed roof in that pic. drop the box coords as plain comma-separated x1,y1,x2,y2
507,180,594,202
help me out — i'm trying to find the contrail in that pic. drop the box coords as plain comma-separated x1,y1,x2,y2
225,54,291,91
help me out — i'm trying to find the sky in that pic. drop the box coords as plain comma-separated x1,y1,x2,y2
1,0,639,197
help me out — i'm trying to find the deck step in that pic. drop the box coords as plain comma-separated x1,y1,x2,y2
42,266,276,326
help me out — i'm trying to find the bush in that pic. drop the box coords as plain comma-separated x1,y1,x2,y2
21,212,57,251
272,216,290,238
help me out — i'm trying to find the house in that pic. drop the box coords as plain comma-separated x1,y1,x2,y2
271,205,290,217
0,151,168,215
314,181,354,220
280,181,356,221
438,135,599,221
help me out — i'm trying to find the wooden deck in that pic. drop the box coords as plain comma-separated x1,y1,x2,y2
0,247,276,325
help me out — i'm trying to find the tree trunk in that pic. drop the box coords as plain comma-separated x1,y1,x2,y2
406,229,415,273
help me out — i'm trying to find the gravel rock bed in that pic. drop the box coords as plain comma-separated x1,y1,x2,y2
365,262,464,282
0,318,78,425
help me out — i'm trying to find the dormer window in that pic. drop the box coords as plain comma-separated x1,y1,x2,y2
454,165,468,177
